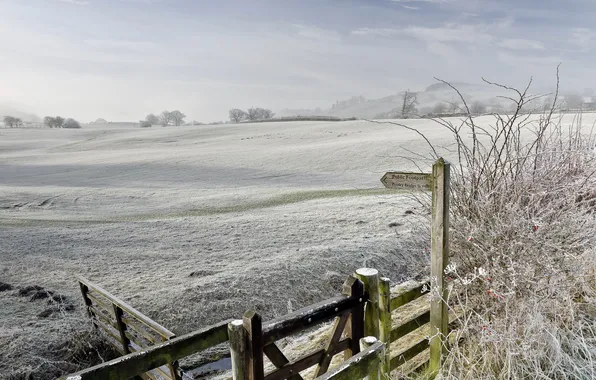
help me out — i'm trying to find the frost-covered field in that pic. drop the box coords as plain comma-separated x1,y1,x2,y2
2,116,586,377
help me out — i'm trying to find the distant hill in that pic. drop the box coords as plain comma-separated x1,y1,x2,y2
278,81,512,119
90,118,108,124
0,104,41,122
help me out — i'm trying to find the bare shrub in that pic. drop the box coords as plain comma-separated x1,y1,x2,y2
373,67,596,379
429,71,596,379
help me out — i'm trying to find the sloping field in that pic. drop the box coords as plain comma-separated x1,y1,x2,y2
2,116,590,378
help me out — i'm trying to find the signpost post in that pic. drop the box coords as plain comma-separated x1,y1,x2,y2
381,158,450,378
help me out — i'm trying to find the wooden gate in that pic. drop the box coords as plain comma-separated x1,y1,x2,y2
79,277,180,380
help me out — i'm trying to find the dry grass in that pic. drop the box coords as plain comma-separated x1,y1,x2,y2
0,309,116,380
398,70,596,379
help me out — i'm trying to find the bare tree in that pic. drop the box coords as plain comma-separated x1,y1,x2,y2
247,107,275,121
145,114,159,125
229,108,247,123
3,116,22,127
54,116,65,128
170,110,186,126
470,101,487,115
159,111,171,126
43,116,55,128
400,90,418,117
63,118,82,129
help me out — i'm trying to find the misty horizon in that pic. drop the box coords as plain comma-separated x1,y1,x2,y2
2,0,596,123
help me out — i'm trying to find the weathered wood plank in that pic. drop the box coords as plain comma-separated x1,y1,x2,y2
78,276,176,340
244,311,264,380
262,295,363,345
124,330,154,350
429,158,450,376
390,337,429,370
85,291,114,313
87,304,117,328
390,280,430,311
314,313,350,377
263,343,304,380
315,340,384,380
390,310,430,343
343,276,365,359
59,319,231,380
264,339,350,380
113,305,130,354
378,277,391,376
121,315,164,345
95,317,124,346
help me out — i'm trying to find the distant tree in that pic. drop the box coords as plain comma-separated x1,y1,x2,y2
432,102,447,114
565,93,583,110
170,110,186,126
145,114,159,125
229,108,248,123
400,90,418,117
247,107,275,121
54,116,65,128
470,101,487,115
139,120,152,128
63,118,82,129
43,116,55,128
3,116,22,127
159,111,172,126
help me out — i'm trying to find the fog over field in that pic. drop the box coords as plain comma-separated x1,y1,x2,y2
2,0,596,378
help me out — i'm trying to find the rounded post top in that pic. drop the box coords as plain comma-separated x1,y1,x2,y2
356,268,379,276
362,336,378,344
230,319,244,327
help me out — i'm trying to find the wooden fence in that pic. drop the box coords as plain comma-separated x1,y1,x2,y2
65,268,453,380
78,277,181,380
64,158,452,380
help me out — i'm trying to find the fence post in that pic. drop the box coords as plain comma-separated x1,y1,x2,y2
378,277,391,378
229,320,249,380
355,268,380,339
78,282,97,328
243,311,264,380
429,158,450,377
360,337,381,380
342,276,365,359
112,304,130,354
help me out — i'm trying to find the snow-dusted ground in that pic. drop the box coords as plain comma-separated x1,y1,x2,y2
2,115,589,377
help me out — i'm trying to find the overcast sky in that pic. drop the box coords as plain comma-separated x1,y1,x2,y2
1,0,595,122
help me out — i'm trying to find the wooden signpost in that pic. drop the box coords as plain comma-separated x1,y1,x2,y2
381,158,450,377
380,172,432,191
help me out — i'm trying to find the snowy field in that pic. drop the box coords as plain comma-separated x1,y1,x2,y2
2,115,590,376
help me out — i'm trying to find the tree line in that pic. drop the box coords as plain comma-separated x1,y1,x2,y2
139,110,186,128
2,116,23,127
44,116,81,128
2,115,81,128
229,107,274,123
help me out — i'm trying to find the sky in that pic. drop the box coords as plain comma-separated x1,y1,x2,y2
1,0,595,122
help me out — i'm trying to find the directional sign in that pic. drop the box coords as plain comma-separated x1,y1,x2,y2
381,171,432,191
